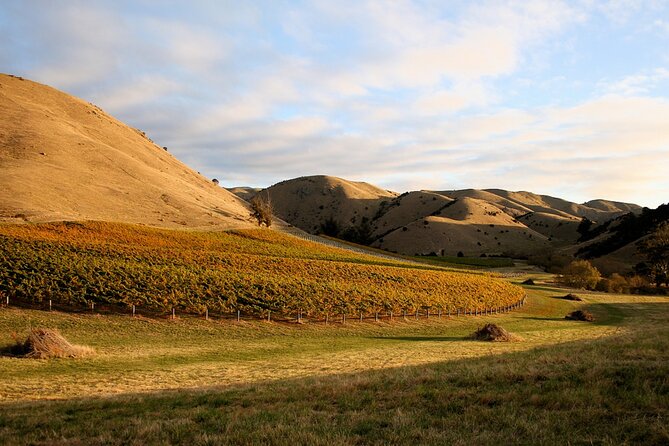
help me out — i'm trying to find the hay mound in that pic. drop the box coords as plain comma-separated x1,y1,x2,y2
562,293,582,301
522,278,535,285
554,293,582,301
13,329,94,359
471,323,521,342
565,310,594,322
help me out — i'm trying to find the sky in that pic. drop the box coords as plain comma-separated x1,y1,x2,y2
2,1,669,207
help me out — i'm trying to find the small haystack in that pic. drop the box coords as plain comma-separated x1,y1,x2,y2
12,328,94,359
471,323,521,342
558,293,582,301
565,310,594,322
522,278,535,285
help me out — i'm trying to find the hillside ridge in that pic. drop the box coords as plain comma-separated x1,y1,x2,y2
0,73,254,230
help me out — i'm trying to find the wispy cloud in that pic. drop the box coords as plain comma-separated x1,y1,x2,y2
2,0,668,207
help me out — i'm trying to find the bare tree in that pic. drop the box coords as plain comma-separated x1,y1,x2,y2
250,194,273,227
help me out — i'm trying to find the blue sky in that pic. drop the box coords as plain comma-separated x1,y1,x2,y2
2,0,669,207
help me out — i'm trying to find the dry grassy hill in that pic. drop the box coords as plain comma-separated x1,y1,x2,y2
258,175,641,258
227,187,261,202
0,74,254,229
376,196,550,257
263,175,397,234
443,189,639,221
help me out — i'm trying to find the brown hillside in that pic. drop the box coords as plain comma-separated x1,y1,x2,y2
484,189,637,221
372,191,454,237
375,197,550,257
227,187,261,202
263,175,397,233
0,74,254,229
583,199,642,214
517,212,581,245
435,189,533,217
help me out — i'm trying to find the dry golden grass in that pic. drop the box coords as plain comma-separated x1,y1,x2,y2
0,74,254,229
1,283,659,402
15,328,95,359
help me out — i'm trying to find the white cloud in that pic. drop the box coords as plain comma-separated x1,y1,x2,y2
598,68,669,96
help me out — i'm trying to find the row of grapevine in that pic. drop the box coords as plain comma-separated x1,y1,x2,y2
0,222,525,318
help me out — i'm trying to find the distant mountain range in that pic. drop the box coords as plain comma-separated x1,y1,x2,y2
229,175,666,274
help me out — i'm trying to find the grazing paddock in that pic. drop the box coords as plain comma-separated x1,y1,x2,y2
0,283,667,444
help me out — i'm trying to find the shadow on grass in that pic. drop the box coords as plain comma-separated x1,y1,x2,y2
522,301,669,328
369,336,465,342
520,316,567,322
0,319,667,446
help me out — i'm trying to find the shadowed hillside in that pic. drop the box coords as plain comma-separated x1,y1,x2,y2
0,74,254,230
263,175,397,235
253,175,640,258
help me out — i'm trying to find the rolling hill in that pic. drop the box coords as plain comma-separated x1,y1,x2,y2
259,175,397,234
0,74,254,230
250,175,642,259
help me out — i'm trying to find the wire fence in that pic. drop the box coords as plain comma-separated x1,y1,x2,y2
1,293,528,324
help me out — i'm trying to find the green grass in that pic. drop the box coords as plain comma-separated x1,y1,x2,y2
1,283,667,444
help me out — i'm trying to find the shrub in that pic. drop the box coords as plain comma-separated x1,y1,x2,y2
250,194,273,227
557,260,601,290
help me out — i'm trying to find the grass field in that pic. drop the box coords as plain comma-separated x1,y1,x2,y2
1,280,667,444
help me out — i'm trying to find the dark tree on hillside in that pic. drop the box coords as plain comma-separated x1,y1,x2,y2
250,194,273,227
340,217,373,245
320,217,341,236
638,223,669,286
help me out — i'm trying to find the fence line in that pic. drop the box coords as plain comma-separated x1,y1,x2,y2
1,294,528,324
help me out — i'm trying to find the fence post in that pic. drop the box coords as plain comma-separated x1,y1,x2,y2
91,302,95,312
49,299,52,311
132,304,136,317
426,308,430,319
390,311,393,321
268,310,271,322
375,312,378,322
438,309,441,318
237,309,241,322
359,312,363,322
342,312,346,324
172,307,175,320
325,313,329,325
415,310,418,320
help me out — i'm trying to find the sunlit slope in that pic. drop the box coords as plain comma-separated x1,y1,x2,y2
376,197,550,256
0,222,524,316
263,175,398,233
0,74,253,229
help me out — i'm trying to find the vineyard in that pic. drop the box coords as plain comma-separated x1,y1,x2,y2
0,222,524,319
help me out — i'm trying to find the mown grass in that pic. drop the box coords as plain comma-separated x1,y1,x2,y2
0,283,667,444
